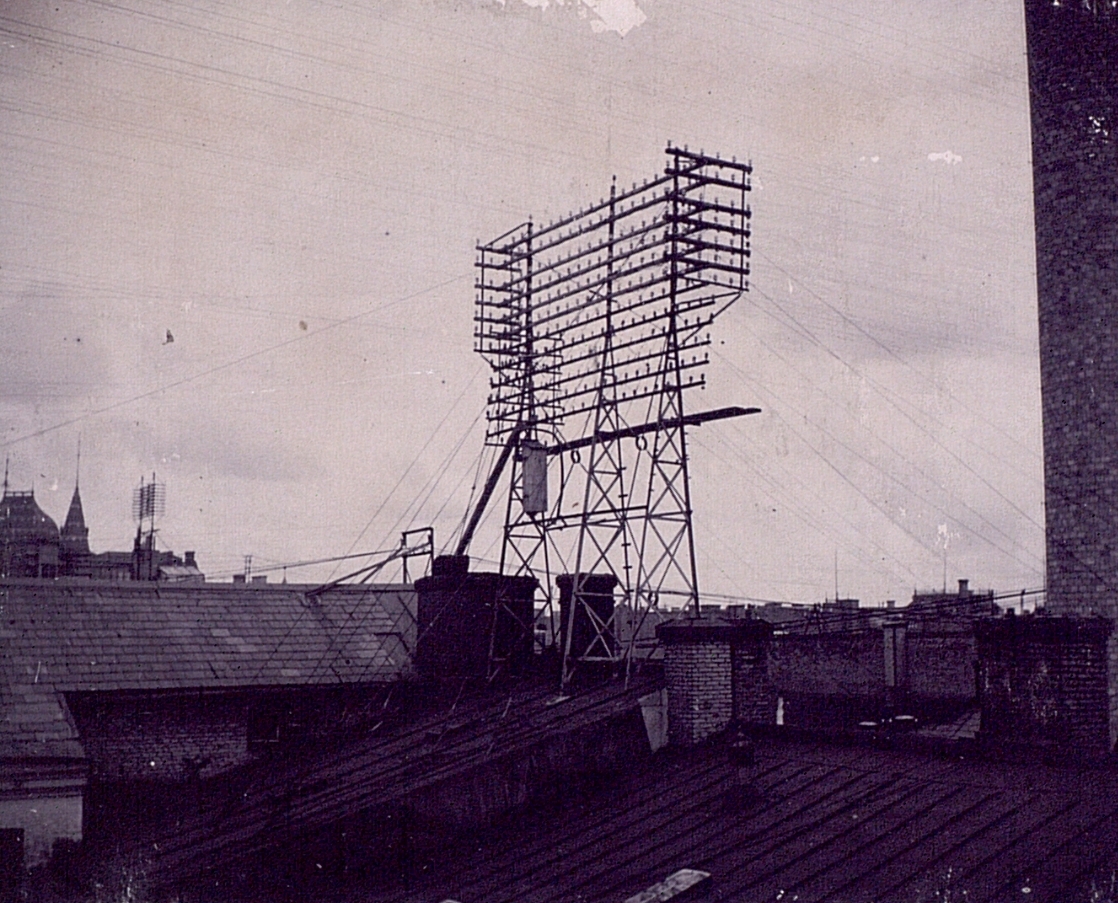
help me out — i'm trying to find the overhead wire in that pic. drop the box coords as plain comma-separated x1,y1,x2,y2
688,426,921,593
713,346,1039,583
2,0,1046,612
323,363,484,583
0,271,471,451
728,284,1045,569
0,10,608,177
757,249,1043,468
447,440,499,555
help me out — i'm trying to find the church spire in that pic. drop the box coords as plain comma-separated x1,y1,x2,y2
61,441,90,555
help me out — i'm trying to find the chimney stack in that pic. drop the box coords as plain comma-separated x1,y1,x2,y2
657,617,775,747
976,614,1112,760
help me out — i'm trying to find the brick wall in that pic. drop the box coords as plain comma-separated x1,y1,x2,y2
659,616,983,739
68,686,389,782
70,693,250,781
659,609,1114,758
1106,636,1118,749
767,625,979,728
976,615,1112,760
770,629,884,699
907,630,978,708
1025,3,1118,620
732,629,777,726
662,639,733,747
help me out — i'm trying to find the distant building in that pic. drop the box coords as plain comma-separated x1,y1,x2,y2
0,490,61,579
0,476,203,582
157,550,205,583
910,578,998,619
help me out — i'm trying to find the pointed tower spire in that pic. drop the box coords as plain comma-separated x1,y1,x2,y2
61,440,90,557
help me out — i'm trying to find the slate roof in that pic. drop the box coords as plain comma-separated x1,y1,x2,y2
0,579,416,759
74,652,1118,903
111,667,1118,903
373,731,1118,903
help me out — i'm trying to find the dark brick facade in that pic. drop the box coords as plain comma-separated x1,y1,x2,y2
70,693,248,782
907,629,979,711
732,624,777,726
655,606,1115,763
766,623,978,728
415,560,537,680
976,615,1112,759
769,629,885,729
67,686,387,782
662,616,986,738
770,630,884,700
1026,2,1118,616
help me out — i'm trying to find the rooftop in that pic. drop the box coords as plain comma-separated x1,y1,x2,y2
370,730,1118,903
0,580,416,758
0,490,59,543
118,671,662,888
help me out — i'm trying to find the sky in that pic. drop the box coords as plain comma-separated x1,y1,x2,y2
0,0,1043,603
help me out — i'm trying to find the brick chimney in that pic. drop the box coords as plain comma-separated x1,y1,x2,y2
657,616,775,747
414,556,537,680
976,614,1112,761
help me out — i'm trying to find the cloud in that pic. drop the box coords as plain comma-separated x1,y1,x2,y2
158,418,321,484
0,285,116,403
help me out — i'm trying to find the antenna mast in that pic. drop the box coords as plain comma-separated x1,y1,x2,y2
132,473,166,581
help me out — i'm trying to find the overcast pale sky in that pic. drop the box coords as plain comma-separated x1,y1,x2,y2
0,0,1042,602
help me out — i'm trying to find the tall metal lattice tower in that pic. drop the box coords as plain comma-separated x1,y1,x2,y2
470,146,756,687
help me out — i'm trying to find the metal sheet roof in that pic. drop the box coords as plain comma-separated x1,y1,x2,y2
376,733,1118,903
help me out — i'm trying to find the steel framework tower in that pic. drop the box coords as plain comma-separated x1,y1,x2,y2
467,146,756,687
